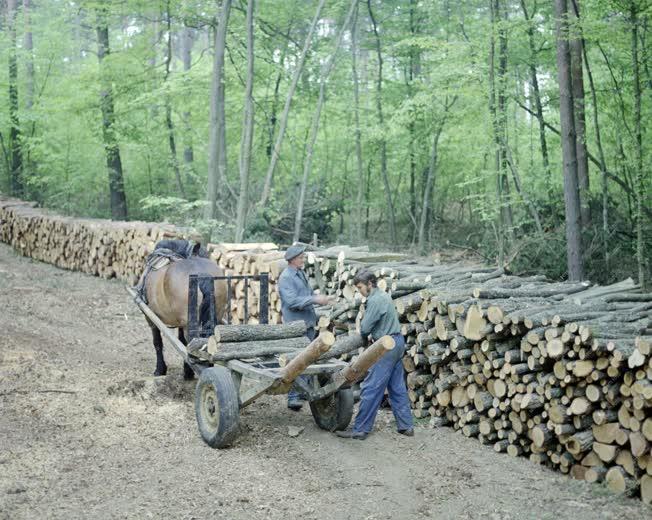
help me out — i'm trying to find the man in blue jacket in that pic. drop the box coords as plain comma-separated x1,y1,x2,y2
278,244,332,410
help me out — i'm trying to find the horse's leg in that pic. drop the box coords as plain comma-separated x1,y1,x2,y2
179,328,194,380
149,320,167,376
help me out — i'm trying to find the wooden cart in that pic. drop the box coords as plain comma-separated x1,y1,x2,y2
126,273,375,448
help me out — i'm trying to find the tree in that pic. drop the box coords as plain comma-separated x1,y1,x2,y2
181,24,195,182
258,0,326,207
554,0,583,280
293,0,358,243
351,1,364,243
569,0,590,228
7,0,23,197
235,0,255,242
367,0,397,245
205,0,232,223
96,5,128,220
629,1,646,289
163,0,185,198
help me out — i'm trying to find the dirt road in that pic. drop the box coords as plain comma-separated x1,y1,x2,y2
0,243,649,519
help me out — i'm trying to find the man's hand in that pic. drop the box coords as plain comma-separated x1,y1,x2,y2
313,295,334,306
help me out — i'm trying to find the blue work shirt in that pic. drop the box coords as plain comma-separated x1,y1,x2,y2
359,288,401,340
278,266,317,328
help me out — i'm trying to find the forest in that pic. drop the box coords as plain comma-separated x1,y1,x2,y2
0,0,650,285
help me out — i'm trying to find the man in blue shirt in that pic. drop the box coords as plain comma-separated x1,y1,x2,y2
278,244,332,410
336,269,414,440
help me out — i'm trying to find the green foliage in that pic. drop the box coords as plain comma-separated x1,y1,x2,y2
0,0,649,282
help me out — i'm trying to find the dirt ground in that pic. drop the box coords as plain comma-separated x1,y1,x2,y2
0,243,650,520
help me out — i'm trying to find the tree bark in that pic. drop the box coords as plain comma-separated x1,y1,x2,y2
214,320,306,343
519,0,552,195
24,0,34,112
181,25,195,183
235,0,255,242
293,0,357,243
489,0,514,265
630,3,646,289
266,24,292,159
569,0,590,228
163,1,185,198
554,0,583,280
418,109,450,255
259,0,326,207
205,0,232,222
96,6,128,220
367,0,397,245
580,20,610,272
352,3,365,244
7,0,23,197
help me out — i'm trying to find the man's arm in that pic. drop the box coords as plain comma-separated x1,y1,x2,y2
359,299,381,338
278,274,315,311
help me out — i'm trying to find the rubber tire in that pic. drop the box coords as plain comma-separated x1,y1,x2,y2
309,388,354,432
194,366,240,448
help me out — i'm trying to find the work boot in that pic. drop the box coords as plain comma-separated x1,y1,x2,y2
287,397,303,411
335,430,368,440
398,428,414,437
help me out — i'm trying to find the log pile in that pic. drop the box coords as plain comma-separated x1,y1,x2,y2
324,270,652,503
188,321,312,362
0,196,194,284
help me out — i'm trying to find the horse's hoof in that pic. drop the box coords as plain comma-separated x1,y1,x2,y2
153,368,167,377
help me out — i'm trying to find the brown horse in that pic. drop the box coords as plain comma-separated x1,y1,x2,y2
139,240,227,378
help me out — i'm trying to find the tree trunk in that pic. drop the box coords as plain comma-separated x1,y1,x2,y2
205,0,232,223
163,1,185,198
408,0,420,232
293,0,357,243
181,25,195,183
554,0,583,280
418,125,443,255
496,0,513,239
489,0,508,264
569,0,590,228
266,24,292,159
580,17,610,273
259,0,326,207
630,3,646,289
367,0,397,245
352,3,364,244
96,6,128,220
235,0,255,242
519,0,552,196
7,0,23,197
24,0,34,112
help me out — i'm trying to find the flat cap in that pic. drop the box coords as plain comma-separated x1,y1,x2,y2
284,244,306,261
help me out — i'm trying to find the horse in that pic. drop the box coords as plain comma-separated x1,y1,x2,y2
137,239,227,379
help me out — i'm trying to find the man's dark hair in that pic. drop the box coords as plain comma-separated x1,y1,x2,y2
353,269,377,287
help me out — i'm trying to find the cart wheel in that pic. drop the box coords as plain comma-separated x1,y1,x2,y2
194,366,240,448
310,387,354,432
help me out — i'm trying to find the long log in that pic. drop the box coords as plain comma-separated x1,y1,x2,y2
213,320,306,342
278,333,365,366
336,335,396,383
280,331,335,385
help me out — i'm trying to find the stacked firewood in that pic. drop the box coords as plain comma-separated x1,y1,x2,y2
322,269,651,503
0,196,194,284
